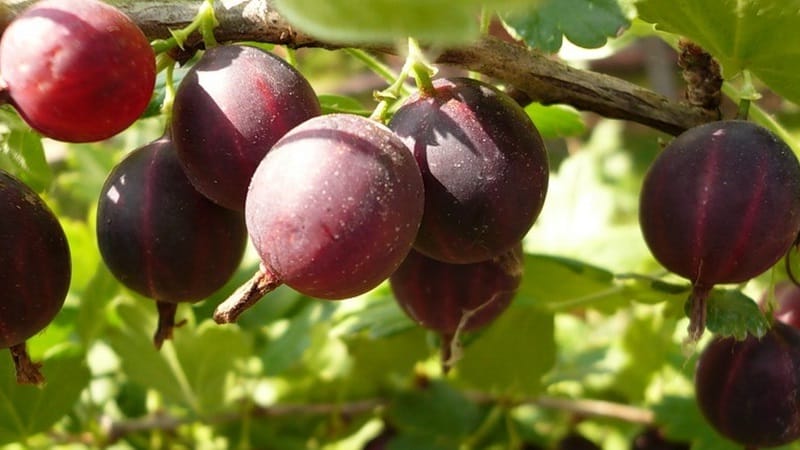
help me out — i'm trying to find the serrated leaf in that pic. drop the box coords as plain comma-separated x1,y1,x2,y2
524,103,586,139
388,380,481,442
503,0,630,53
274,0,537,45
636,0,800,105
0,345,89,445
455,306,555,396
172,321,251,411
701,289,769,340
107,298,249,414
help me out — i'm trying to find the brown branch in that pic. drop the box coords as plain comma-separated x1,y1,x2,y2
98,393,652,443
2,0,717,135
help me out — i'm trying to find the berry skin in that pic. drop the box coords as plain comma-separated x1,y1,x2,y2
0,170,71,348
97,137,247,346
389,77,548,264
390,244,523,334
245,113,424,300
214,114,424,324
695,322,800,447
639,120,800,339
0,0,156,142
0,170,71,384
171,44,321,210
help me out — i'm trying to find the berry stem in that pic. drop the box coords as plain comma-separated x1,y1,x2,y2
687,284,712,342
345,49,407,88
153,301,187,349
9,342,44,385
440,331,458,375
213,266,283,323
736,71,758,121
151,0,219,54
368,37,436,122
407,38,436,96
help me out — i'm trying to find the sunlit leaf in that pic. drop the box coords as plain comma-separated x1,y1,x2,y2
524,103,586,139
456,306,555,396
274,0,537,45
637,0,800,104
503,0,630,53
0,345,89,445
701,289,770,340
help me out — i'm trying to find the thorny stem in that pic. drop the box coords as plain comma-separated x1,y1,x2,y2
9,342,44,385
213,266,283,323
735,71,758,121
153,301,186,349
151,0,219,54
369,38,436,122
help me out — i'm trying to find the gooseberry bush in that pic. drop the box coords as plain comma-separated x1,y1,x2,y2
4,0,800,449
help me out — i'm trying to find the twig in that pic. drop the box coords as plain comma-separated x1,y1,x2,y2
3,0,717,136
99,393,653,443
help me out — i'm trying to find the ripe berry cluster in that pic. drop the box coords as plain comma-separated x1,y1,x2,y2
4,5,800,449
0,0,550,381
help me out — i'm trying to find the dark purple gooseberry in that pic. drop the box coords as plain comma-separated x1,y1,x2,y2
0,0,155,142
96,137,247,347
171,44,321,210
0,170,71,384
390,244,523,334
390,243,522,370
213,114,424,323
639,120,800,339
388,77,549,264
695,322,800,447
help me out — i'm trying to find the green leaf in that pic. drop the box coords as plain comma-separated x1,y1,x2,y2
273,0,537,45
701,289,770,340
517,254,624,312
653,395,740,450
636,0,800,104
107,298,250,414
614,311,681,402
261,301,337,376
0,345,89,445
318,94,371,116
172,321,252,412
75,264,120,346
524,103,586,139
503,0,630,53
345,328,429,396
0,129,52,193
456,306,555,396
389,380,481,443
333,293,417,339
619,275,690,305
